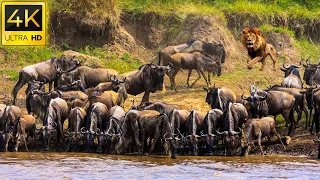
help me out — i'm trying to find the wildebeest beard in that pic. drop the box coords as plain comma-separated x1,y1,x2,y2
141,64,165,92
257,100,269,118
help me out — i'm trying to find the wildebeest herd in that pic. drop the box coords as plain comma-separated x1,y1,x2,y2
1,40,320,159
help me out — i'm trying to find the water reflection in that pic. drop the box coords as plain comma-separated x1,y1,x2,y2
0,153,319,179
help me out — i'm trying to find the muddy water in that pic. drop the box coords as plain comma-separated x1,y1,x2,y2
0,153,319,179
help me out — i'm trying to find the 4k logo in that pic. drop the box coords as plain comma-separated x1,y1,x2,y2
1,2,46,45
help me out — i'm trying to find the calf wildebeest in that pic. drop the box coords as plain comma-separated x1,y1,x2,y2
57,66,119,88
85,83,128,110
11,115,36,152
203,109,223,155
242,88,296,136
303,58,320,86
37,98,69,151
0,105,23,152
268,85,308,128
185,110,206,156
280,62,303,89
84,102,108,152
241,117,286,156
93,76,126,95
204,84,236,111
168,51,221,92
216,102,247,155
66,107,86,152
120,63,172,104
97,106,126,154
12,57,80,105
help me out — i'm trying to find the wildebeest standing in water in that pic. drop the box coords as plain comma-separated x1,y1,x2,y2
119,63,172,104
12,57,80,105
203,109,223,155
37,98,69,151
66,107,86,152
280,62,303,89
241,117,286,156
216,102,247,155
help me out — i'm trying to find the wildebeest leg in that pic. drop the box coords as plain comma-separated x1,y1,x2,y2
190,70,202,88
200,69,210,87
187,70,192,87
141,129,145,155
286,108,296,137
257,133,264,155
22,133,28,151
14,133,21,152
5,133,10,152
12,78,27,105
269,127,287,150
295,105,302,125
141,91,150,104
247,56,263,70
207,72,211,85
131,120,141,155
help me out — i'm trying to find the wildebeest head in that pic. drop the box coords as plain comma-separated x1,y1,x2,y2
67,107,86,148
140,63,172,92
303,58,320,85
241,88,267,118
202,41,226,64
203,109,223,154
280,62,302,78
37,122,56,151
96,130,110,154
313,138,320,159
186,110,200,156
55,56,81,72
160,114,178,158
26,79,45,95
203,84,225,111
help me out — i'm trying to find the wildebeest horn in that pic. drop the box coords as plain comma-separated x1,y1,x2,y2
255,91,267,100
164,132,172,140
96,128,101,134
283,62,290,69
105,132,112,137
231,128,242,135
241,93,248,100
67,128,72,135
292,62,302,68
306,58,311,65
80,127,86,134
216,128,228,135
119,77,127,83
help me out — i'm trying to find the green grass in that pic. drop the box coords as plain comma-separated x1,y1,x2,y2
260,24,295,37
119,0,320,19
0,69,19,82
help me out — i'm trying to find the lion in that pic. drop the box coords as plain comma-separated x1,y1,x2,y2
242,27,279,71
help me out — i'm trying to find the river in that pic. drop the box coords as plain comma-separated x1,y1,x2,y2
0,153,319,179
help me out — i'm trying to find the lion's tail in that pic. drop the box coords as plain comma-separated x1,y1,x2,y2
270,44,281,56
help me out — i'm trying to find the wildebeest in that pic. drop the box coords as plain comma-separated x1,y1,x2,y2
37,98,69,151
168,52,221,91
97,106,126,154
0,105,23,151
303,58,320,86
158,40,226,67
11,115,36,152
57,66,119,88
85,83,128,110
203,109,223,154
115,110,177,158
216,102,247,155
169,109,190,135
93,76,126,95
185,110,206,156
204,84,236,111
12,57,80,105
84,102,108,152
280,62,303,89
268,85,308,128
120,63,172,104
66,107,86,152
241,117,286,156
241,88,296,136
139,101,183,115
55,79,86,93
311,89,320,135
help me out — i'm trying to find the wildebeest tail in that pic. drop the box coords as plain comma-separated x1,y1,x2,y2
26,94,32,114
158,52,161,65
